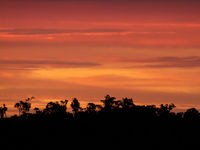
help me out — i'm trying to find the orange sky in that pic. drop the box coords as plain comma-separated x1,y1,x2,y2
1,0,200,115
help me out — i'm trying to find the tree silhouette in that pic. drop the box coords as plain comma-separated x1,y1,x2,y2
95,105,103,111
33,107,41,114
71,98,81,114
44,101,67,114
0,104,8,119
101,95,116,111
60,100,68,112
2,93,200,150
86,103,97,112
14,97,34,115
121,97,135,109
184,108,200,120
3,94,200,124
160,103,176,112
158,103,176,118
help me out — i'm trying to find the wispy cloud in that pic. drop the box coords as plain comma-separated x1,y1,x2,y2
111,56,200,68
0,28,126,35
0,28,177,38
0,59,100,70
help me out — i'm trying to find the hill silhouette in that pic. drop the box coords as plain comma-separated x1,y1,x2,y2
0,95,199,149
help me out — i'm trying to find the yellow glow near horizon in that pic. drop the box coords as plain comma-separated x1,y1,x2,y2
30,68,151,80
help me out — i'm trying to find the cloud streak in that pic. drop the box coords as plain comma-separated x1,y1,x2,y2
0,28,126,35
112,56,200,68
0,59,100,70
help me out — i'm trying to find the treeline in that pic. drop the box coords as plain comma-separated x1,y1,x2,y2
0,95,199,121
1,95,200,149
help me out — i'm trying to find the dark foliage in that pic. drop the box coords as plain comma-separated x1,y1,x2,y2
0,95,200,149
0,104,7,119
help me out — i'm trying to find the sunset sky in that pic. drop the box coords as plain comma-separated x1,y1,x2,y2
1,0,200,115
